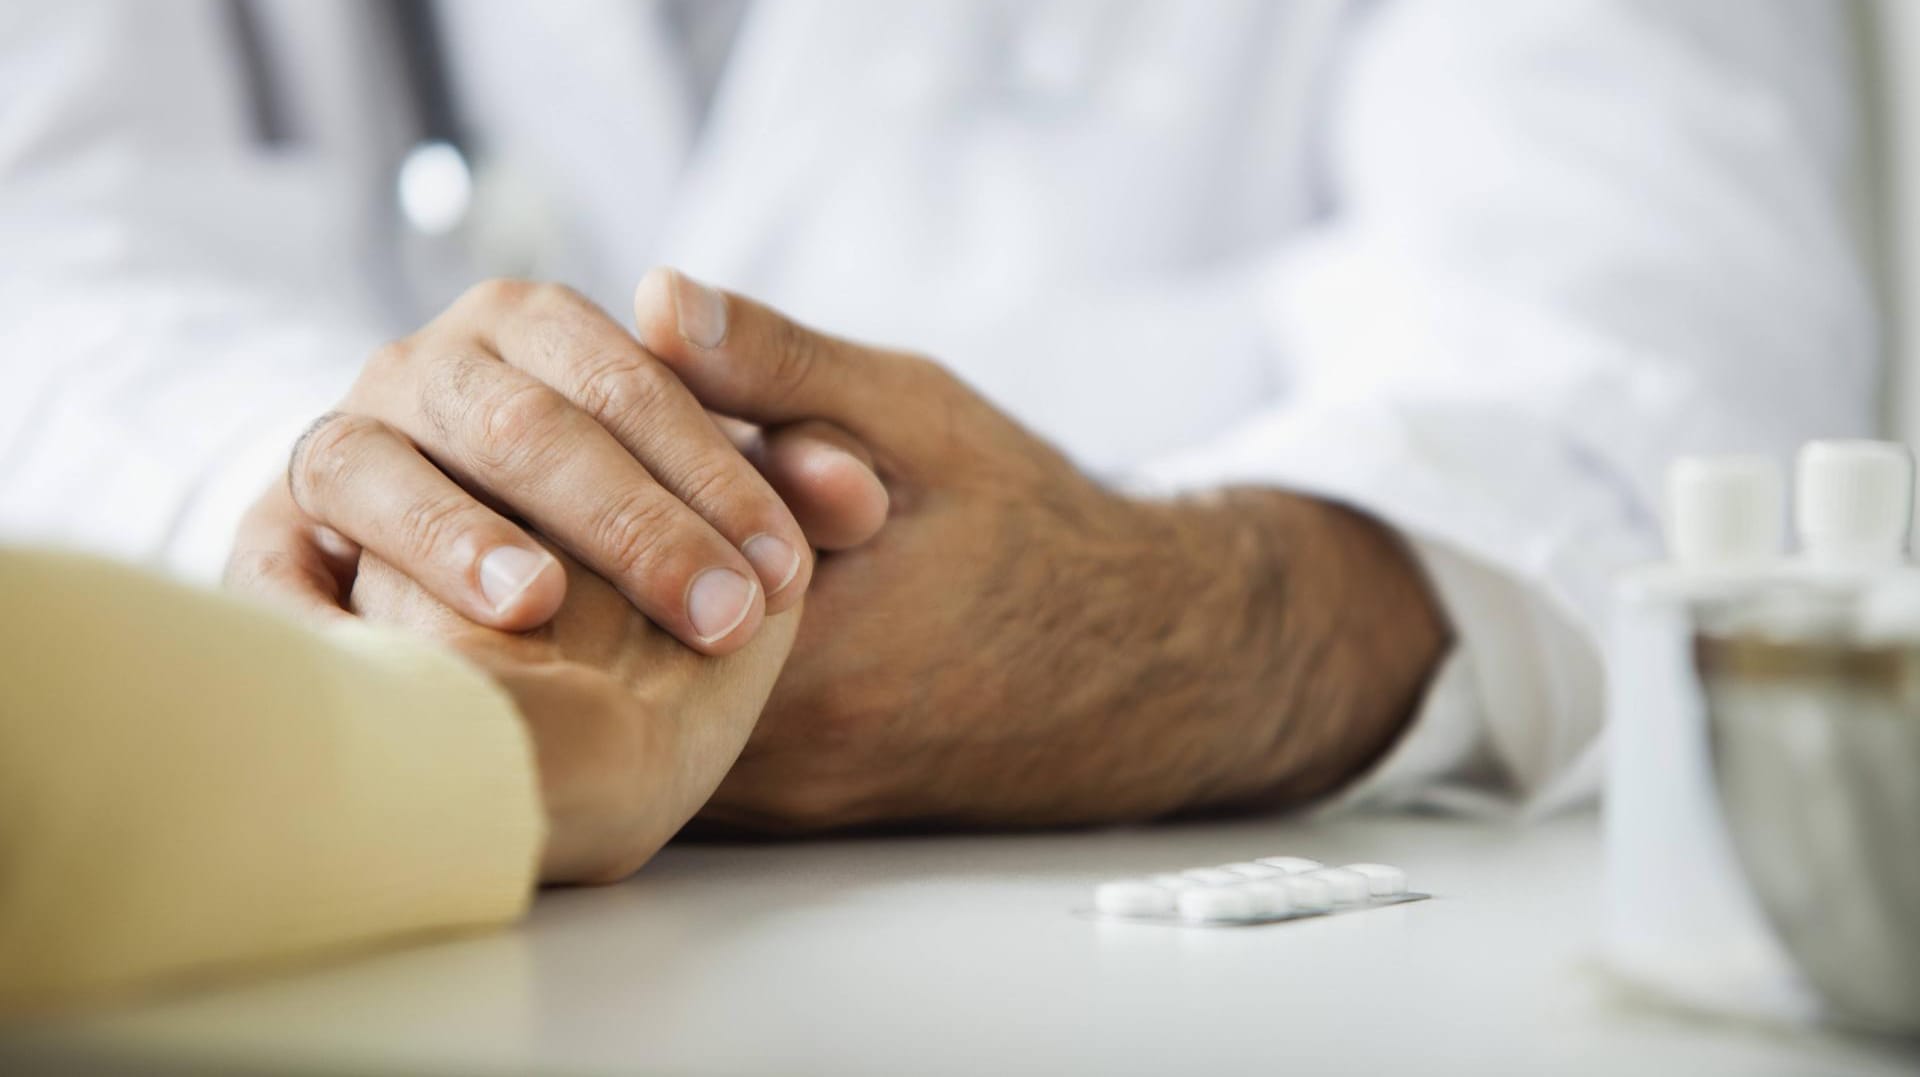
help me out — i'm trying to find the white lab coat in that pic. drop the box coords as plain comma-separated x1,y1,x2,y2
0,0,1876,813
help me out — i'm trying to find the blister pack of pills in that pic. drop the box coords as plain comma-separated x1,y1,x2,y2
1084,856,1427,926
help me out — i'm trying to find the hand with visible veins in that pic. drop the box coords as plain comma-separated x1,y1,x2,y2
623,268,1451,832
226,279,884,654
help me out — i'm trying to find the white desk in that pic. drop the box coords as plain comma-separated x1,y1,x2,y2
16,811,1920,1075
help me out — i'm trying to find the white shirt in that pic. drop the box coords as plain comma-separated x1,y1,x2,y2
0,0,1877,814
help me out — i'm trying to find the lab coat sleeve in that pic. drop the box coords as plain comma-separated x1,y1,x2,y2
0,1,383,579
1135,0,1875,812
0,546,544,1011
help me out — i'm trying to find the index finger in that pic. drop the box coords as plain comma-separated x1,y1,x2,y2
371,353,770,654
474,283,815,613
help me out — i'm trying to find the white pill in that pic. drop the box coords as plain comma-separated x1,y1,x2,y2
1255,856,1323,874
1307,867,1370,905
1150,873,1199,890
1178,885,1258,922
1284,874,1333,913
1181,868,1244,886
1094,879,1177,917
1343,863,1407,897
1222,862,1287,880
1239,879,1293,917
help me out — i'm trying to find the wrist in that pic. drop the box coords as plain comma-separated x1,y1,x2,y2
1128,488,1449,809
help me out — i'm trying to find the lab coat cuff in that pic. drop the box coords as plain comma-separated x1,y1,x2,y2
1124,396,1609,812
1318,537,1538,818
1315,644,1508,816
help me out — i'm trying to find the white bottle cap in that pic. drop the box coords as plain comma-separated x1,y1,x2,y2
1666,455,1784,567
1795,440,1912,569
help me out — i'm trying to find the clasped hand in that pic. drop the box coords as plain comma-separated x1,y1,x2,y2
228,268,1448,883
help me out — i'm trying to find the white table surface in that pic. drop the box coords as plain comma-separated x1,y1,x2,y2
14,810,1920,1075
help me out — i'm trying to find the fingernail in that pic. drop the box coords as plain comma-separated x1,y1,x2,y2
742,533,802,595
479,546,553,615
671,270,728,349
687,567,756,642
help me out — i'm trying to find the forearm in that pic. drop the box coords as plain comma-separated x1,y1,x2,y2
1169,489,1449,808
656,277,1454,832
1003,487,1449,822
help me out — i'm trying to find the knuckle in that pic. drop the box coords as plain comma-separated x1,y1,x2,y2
288,411,376,507
469,381,567,474
575,354,670,423
392,493,471,562
672,451,748,515
763,317,821,404
461,277,533,311
588,491,680,581
418,350,494,441
528,280,588,313
363,339,413,381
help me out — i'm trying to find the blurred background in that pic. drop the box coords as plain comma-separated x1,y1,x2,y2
4,0,1915,574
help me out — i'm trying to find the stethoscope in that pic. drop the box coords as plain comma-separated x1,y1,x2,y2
225,0,554,299
386,0,477,240
384,0,566,297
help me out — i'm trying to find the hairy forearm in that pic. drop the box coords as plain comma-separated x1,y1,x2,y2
1175,489,1449,808
984,487,1450,823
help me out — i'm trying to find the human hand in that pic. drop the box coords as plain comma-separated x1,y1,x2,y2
226,280,883,654
630,270,1449,831
350,543,789,885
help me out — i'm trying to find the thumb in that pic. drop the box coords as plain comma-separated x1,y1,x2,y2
634,268,929,453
